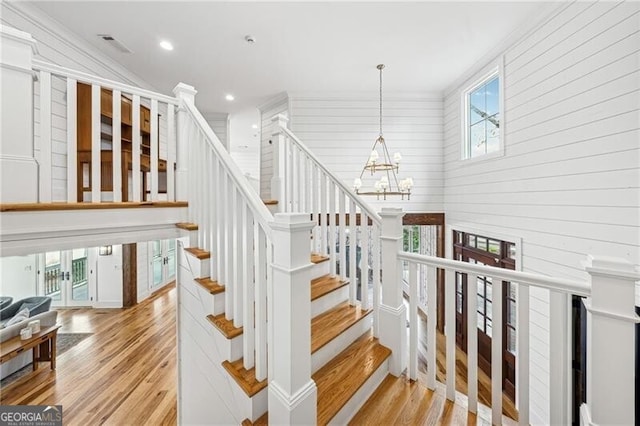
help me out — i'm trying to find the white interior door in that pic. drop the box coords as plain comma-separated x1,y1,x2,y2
41,248,94,307
149,239,176,291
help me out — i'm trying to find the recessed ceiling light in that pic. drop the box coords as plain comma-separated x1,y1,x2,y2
159,40,173,51
251,124,258,129
225,94,235,101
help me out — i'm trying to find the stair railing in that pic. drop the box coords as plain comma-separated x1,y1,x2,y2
271,115,383,334
31,59,178,203
396,238,638,425
177,87,274,382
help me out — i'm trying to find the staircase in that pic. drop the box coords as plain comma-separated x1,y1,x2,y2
182,241,391,424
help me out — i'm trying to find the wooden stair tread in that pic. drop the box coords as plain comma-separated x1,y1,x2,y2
313,332,391,425
175,222,198,231
262,199,278,205
311,253,330,264
241,412,268,426
184,247,210,259
206,313,243,339
311,302,371,354
195,277,224,295
222,358,267,397
0,201,188,212
311,274,349,301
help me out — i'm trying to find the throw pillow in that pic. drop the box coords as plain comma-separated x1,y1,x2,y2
4,307,30,328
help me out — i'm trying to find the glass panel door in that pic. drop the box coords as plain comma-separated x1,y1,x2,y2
149,239,176,291
44,252,62,302
70,248,90,305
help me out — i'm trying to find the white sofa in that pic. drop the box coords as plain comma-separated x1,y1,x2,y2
0,310,58,380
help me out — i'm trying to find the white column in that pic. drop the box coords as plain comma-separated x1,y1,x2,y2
268,213,317,425
582,255,639,426
0,25,39,203
172,83,197,202
378,207,406,376
270,114,288,211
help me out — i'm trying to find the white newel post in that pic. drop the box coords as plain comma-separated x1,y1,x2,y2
172,83,197,202
582,255,640,426
270,114,288,211
269,213,317,425
0,25,39,203
379,207,407,376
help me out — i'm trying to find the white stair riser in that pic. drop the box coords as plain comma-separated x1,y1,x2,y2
311,285,349,317
312,316,373,374
184,254,210,279
327,359,389,426
310,260,330,280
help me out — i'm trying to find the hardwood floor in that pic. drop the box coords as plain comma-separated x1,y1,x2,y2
0,284,177,426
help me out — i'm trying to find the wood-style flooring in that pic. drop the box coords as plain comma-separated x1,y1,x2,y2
0,284,177,426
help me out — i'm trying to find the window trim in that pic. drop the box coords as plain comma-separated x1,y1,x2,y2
460,56,505,162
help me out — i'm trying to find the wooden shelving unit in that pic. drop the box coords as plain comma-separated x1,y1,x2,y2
76,83,168,202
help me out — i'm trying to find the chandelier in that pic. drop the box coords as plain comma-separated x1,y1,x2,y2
353,64,413,200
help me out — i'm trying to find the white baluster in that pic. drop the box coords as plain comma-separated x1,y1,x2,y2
266,235,274,380
131,95,141,201
233,188,243,328
38,71,52,202
311,164,319,252
208,148,216,279
167,103,176,201
467,273,478,414
320,174,327,256
254,224,267,381
329,181,337,276
338,192,346,278
491,275,503,425
409,261,418,381
372,225,380,337
517,283,529,426
215,159,222,282
243,203,254,369
112,90,122,202
426,265,437,389
90,84,101,203
361,213,369,309
223,172,232,320
285,139,292,212
349,200,357,305
150,99,159,201
445,269,456,401
66,78,77,202
304,155,311,215
270,114,287,210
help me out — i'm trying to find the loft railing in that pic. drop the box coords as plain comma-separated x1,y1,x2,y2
31,59,178,203
272,115,384,333
396,244,638,426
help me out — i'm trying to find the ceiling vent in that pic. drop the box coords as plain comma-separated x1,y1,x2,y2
97,34,132,54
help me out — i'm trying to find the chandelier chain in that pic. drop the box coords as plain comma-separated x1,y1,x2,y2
379,65,383,137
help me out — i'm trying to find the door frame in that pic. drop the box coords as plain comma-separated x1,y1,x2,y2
445,224,523,402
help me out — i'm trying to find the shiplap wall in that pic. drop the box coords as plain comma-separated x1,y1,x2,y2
443,2,640,423
204,112,229,150
259,94,289,199
289,95,444,212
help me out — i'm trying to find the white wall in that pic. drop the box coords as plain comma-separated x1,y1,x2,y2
289,93,444,213
259,93,289,199
95,245,123,308
229,107,261,180
0,255,38,301
443,2,640,423
204,112,229,151
137,242,150,303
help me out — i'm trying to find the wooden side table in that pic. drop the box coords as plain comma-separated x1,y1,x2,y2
0,325,61,372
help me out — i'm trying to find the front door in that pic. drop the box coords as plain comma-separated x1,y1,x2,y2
41,249,93,307
452,231,517,401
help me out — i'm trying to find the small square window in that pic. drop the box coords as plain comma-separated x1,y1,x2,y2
462,60,504,161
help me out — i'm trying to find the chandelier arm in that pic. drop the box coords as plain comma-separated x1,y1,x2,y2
380,138,400,189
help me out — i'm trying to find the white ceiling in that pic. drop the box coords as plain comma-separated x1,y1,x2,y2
32,1,550,114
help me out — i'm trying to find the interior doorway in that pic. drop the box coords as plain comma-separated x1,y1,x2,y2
149,239,176,292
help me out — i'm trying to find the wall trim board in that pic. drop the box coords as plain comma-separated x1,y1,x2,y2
443,2,566,98
3,1,152,89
